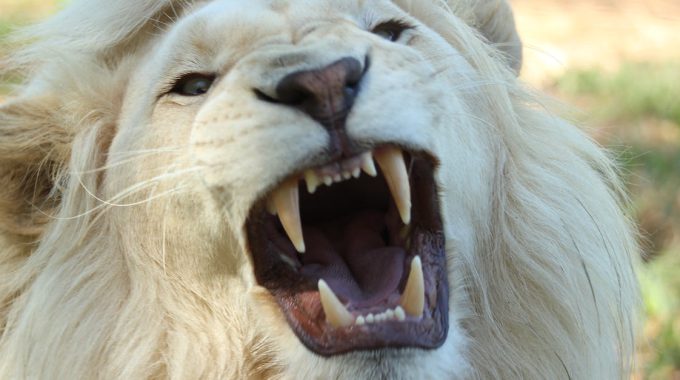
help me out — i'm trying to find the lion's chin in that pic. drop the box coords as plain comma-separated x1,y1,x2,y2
246,145,449,356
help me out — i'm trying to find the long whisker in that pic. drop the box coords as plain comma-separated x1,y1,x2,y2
36,166,201,221
75,147,184,175
79,166,200,208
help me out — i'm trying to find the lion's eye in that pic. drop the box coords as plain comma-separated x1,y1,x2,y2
371,19,414,42
170,73,216,96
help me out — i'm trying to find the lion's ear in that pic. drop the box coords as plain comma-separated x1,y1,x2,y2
466,0,522,74
0,96,71,239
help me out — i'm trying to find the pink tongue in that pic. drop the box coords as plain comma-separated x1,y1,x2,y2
300,211,405,307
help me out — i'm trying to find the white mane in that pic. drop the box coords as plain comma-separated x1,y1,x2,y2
1,0,639,378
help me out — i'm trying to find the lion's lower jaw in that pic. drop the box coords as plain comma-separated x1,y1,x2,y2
272,313,470,380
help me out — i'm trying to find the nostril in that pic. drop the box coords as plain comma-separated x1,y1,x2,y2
362,56,371,75
277,85,311,107
346,76,360,89
254,89,279,104
344,85,358,100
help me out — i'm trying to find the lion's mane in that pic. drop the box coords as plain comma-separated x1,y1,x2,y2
0,1,638,379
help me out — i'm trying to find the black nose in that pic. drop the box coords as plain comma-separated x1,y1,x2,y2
271,57,365,130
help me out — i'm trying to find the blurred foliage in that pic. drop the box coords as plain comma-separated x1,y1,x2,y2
557,62,680,126
639,249,680,379
618,145,680,187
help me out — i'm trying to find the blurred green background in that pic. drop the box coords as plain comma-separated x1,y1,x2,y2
1,0,679,378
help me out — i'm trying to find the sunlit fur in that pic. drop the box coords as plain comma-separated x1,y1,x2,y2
0,0,638,379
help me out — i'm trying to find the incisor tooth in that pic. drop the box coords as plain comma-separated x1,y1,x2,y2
395,306,406,321
352,168,361,178
305,170,319,194
400,256,425,317
318,280,354,328
361,152,378,177
272,179,305,253
374,147,411,224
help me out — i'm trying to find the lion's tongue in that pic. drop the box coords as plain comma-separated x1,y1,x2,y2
300,210,405,308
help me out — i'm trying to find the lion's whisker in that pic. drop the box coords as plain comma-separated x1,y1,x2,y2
73,147,184,175
35,166,201,221
90,166,200,208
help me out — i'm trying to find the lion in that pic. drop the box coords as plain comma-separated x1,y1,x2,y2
0,0,639,378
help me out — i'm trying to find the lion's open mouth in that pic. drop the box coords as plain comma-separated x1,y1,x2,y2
246,146,448,355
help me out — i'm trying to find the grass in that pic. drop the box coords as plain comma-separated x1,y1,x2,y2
639,249,680,379
557,62,680,126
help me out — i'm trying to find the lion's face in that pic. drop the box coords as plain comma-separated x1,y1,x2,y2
0,0,638,378
111,0,488,360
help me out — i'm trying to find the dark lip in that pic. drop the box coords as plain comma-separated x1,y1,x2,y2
245,147,449,355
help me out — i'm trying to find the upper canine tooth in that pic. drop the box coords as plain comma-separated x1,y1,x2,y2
305,170,320,194
360,152,378,177
272,179,305,253
318,279,354,328
400,256,424,318
374,147,411,224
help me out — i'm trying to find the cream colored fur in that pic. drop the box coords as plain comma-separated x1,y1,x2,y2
0,0,638,379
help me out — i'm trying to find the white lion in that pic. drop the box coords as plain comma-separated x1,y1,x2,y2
0,0,639,379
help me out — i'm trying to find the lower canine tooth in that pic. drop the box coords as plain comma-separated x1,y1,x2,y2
400,256,425,317
272,179,305,253
318,280,354,328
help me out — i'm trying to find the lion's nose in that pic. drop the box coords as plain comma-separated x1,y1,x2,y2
269,57,366,131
